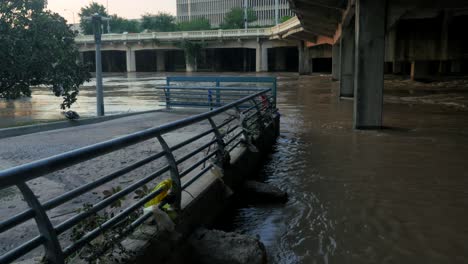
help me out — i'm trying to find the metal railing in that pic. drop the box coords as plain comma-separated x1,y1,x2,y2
158,76,277,110
0,79,277,264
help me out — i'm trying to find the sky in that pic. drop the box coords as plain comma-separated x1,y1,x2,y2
46,0,177,24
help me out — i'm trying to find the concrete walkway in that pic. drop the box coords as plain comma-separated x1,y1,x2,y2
0,108,240,259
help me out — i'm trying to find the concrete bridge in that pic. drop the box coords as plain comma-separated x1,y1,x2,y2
75,18,309,73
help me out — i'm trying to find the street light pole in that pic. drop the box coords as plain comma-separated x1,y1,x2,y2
86,13,110,117
244,0,248,30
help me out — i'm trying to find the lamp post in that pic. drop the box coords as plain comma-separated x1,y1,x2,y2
84,13,110,116
244,0,248,30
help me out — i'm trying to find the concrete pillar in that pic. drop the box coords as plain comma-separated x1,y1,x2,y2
340,25,355,97
126,47,136,72
331,43,341,80
185,52,198,72
303,46,311,74
243,49,248,72
393,61,402,74
354,0,386,129
298,41,305,74
256,43,262,72
275,48,287,71
156,50,166,72
451,60,461,73
410,61,430,81
261,45,268,72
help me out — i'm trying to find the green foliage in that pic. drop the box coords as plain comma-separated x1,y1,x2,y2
220,7,257,29
280,16,293,23
177,18,211,31
141,12,176,32
109,15,140,33
79,2,109,35
0,0,90,109
177,40,204,65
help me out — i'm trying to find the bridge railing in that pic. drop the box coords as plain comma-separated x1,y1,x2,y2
75,28,271,44
157,76,277,110
0,84,277,264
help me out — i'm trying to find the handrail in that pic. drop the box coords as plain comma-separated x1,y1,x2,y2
0,77,277,264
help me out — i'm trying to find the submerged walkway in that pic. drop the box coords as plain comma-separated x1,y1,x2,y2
225,75,468,264
0,109,219,258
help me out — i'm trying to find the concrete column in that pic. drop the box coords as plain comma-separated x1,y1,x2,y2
436,10,452,75
275,48,286,71
393,61,402,74
410,61,430,81
256,43,262,72
126,47,136,72
156,50,166,72
185,52,198,72
298,41,305,74
451,60,461,73
354,0,386,129
331,43,341,80
261,45,268,72
303,46,311,74
340,25,355,97
243,49,248,72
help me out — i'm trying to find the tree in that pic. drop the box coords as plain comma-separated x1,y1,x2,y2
280,16,293,23
109,15,141,33
79,2,109,35
177,18,211,31
0,0,90,109
220,7,257,29
141,12,176,32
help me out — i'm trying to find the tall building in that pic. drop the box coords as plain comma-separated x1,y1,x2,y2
176,0,294,27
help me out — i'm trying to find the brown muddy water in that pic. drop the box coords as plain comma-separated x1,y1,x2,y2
218,75,468,264
0,73,165,128
2,73,468,263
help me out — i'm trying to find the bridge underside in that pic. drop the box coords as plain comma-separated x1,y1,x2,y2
78,40,304,73
285,0,468,129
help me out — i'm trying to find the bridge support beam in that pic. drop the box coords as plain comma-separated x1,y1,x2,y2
353,0,386,129
256,42,268,72
126,47,136,72
157,50,166,72
340,25,355,97
298,41,309,75
185,53,198,72
275,48,287,71
331,43,341,81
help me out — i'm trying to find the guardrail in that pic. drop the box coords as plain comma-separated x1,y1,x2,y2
0,78,277,264
158,76,277,110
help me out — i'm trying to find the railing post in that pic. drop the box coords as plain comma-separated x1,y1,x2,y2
207,118,229,168
17,183,64,264
251,98,265,131
165,78,171,109
272,78,277,108
215,79,221,106
156,135,182,210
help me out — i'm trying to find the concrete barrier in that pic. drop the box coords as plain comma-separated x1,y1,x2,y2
72,114,280,264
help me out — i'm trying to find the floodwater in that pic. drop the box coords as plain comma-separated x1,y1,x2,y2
2,72,468,263
220,75,468,263
0,73,166,128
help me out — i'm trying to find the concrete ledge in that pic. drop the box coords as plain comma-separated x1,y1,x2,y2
0,110,162,139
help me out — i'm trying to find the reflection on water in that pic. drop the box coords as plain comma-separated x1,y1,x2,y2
222,75,468,264
0,73,166,128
